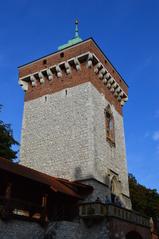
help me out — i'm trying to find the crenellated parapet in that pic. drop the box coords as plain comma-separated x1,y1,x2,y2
19,49,128,106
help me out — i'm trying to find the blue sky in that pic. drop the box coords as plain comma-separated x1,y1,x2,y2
0,0,159,191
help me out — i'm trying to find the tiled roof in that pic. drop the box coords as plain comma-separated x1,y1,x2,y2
0,157,93,199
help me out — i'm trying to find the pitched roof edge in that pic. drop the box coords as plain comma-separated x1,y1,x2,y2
18,38,92,69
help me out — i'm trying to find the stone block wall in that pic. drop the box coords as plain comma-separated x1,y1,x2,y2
0,219,44,239
20,82,94,180
20,82,130,208
0,219,110,239
90,84,130,198
0,218,151,239
79,178,110,203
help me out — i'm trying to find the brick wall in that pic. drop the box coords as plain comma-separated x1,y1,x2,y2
19,39,128,96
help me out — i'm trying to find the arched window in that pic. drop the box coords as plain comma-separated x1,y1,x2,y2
104,105,115,146
111,177,118,195
110,176,121,204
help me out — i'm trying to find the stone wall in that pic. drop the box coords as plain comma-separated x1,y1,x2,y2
90,84,130,203
44,221,80,239
79,178,110,203
0,217,151,239
20,82,130,208
20,82,94,180
109,217,151,239
0,219,110,239
0,219,44,239
43,220,110,239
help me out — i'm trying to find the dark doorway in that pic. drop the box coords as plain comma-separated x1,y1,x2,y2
126,231,143,239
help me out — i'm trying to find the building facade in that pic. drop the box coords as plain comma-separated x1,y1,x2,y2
19,36,131,209
14,24,154,239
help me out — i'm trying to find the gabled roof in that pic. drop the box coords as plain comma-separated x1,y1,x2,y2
0,157,93,199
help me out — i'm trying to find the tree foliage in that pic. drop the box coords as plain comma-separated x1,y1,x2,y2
0,105,19,161
129,173,159,218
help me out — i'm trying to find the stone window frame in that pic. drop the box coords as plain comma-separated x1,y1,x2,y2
104,104,115,147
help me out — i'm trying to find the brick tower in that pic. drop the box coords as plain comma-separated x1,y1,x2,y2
18,21,131,209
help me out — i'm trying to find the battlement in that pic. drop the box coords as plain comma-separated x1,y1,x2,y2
19,37,131,209
18,38,128,114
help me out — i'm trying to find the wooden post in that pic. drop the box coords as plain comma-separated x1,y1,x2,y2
5,182,12,199
41,194,48,224
3,182,12,219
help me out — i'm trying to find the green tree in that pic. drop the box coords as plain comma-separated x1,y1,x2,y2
0,105,19,161
129,173,159,218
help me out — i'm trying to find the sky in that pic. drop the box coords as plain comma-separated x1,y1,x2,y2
0,0,159,191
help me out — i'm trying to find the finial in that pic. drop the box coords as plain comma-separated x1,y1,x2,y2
58,19,82,50
75,19,79,38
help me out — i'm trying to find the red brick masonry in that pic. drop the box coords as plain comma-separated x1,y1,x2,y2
19,39,128,115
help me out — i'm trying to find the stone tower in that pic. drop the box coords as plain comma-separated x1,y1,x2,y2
18,23,131,209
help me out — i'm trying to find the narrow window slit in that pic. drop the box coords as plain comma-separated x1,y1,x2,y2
104,105,115,146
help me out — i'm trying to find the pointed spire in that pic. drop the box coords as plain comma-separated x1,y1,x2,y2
75,19,79,38
58,19,82,51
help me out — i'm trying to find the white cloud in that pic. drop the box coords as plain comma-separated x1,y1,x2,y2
152,131,159,141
